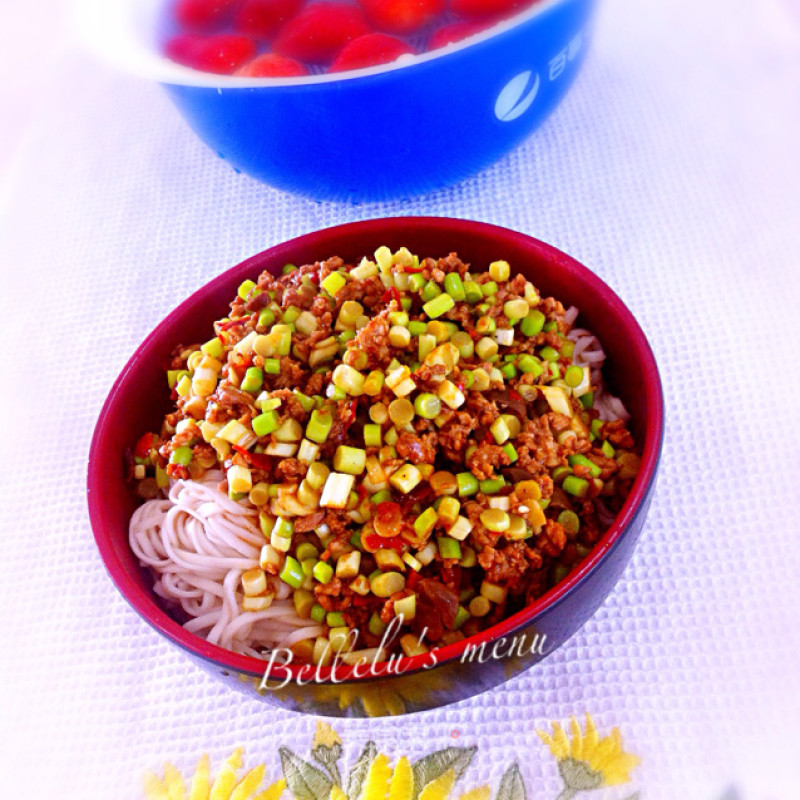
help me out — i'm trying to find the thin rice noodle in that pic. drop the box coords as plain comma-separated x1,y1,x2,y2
129,471,323,659
566,307,631,423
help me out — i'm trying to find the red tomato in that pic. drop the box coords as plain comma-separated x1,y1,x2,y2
165,34,258,74
427,19,488,49
273,3,372,64
174,0,239,30
331,33,415,72
236,53,309,76
358,0,445,35
234,0,304,39
134,432,156,459
449,0,525,19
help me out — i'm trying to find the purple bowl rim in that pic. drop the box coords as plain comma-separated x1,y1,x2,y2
87,216,664,683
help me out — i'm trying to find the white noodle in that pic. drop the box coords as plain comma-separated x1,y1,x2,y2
129,471,323,658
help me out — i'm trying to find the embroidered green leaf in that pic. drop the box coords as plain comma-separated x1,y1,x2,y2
496,763,526,800
279,747,333,800
346,740,377,800
412,746,477,799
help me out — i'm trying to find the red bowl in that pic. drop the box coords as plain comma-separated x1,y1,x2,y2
88,217,663,716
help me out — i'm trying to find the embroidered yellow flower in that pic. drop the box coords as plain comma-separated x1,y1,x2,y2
358,754,489,800
313,722,342,750
143,749,286,800
537,714,640,792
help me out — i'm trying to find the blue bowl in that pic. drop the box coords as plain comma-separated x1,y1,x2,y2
82,0,597,201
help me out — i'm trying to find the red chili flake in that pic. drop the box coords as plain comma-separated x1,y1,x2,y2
509,389,522,402
404,265,425,273
356,484,368,503
406,570,421,590
342,400,358,430
484,431,494,444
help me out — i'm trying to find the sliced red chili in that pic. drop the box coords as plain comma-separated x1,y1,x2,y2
219,315,251,331
233,445,273,470
381,287,402,304
134,432,156,459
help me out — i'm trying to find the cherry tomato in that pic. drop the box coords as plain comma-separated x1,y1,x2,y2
174,0,238,30
427,19,489,49
236,53,309,76
273,3,372,64
234,0,304,39
449,0,525,19
165,34,258,74
331,32,415,72
358,0,445,35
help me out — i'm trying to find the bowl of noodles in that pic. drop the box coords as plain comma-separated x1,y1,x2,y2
88,217,663,716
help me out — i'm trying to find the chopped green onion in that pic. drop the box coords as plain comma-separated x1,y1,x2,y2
326,611,345,628
561,340,575,358
279,556,304,589
564,365,584,387
517,354,544,377
463,281,483,304
579,391,595,409
414,393,441,420
423,293,455,319
238,280,256,300
500,363,516,380
520,310,546,337
481,281,498,296
363,424,382,448
241,367,263,394
257,308,275,329
558,510,581,536
414,507,438,538
569,454,602,477
252,410,278,437
408,320,427,336
421,281,442,302
368,612,387,637
601,440,615,458
306,409,333,443
453,605,471,630
170,446,192,467
408,273,426,292
296,543,319,562
457,472,479,497
282,263,297,274
444,273,466,301
321,272,346,296
310,604,326,623
312,560,334,584
563,475,590,498
388,310,409,327
370,489,392,505
478,476,505,495
438,537,462,560
540,346,559,362
502,442,518,463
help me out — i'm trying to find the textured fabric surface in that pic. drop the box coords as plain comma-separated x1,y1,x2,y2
1,0,799,798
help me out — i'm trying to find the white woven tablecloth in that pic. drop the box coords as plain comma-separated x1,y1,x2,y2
1,0,799,798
